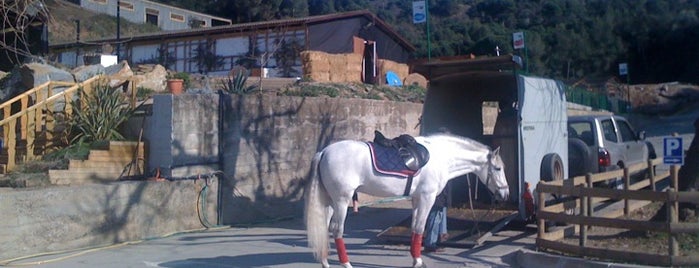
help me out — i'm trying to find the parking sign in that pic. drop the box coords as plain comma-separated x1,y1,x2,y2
663,137,683,165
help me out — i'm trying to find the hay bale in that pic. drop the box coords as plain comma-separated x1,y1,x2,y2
378,59,409,85
308,72,330,82
404,73,428,88
330,72,347,83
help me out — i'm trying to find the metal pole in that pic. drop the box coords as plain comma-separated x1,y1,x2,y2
74,20,80,67
426,0,431,62
116,1,121,60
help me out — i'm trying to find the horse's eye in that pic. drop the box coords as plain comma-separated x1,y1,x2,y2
494,167,502,171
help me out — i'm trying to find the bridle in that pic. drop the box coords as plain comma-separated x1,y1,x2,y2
485,153,508,193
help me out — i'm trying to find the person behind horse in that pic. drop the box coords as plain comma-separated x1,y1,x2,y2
424,187,449,253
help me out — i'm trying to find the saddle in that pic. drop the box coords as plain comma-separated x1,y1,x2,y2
373,130,430,171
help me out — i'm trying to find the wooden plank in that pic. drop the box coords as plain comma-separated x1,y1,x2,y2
672,255,699,266
539,200,650,241
475,211,518,245
538,211,668,232
537,184,668,201
536,238,671,267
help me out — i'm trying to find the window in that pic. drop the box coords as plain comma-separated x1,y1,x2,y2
118,1,134,11
90,0,107,4
617,120,636,142
146,8,159,26
601,119,618,142
570,122,594,146
170,12,185,22
190,19,206,28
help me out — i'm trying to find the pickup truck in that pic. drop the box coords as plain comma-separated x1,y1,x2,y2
567,114,656,183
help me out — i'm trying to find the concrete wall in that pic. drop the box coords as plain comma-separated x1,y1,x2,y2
0,179,220,261
217,94,423,224
141,93,422,224
140,94,595,225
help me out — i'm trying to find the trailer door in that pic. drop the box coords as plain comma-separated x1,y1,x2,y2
517,75,568,212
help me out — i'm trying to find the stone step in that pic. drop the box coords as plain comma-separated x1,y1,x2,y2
87,150,141,161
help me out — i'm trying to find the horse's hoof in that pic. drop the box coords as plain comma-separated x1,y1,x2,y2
340,262,353,268
412,258,426,268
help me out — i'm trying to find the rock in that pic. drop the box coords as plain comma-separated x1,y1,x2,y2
132,64,167,92
20,63,74,88
0,68,25,101
72,64,105,82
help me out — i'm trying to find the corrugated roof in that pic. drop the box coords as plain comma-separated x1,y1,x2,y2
51,10,415,52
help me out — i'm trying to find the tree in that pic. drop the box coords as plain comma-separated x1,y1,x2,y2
0,0,48,70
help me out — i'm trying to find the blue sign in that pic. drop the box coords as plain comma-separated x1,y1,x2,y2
663,137,683,165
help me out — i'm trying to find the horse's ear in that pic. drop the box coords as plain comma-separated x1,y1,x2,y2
493,147,501,156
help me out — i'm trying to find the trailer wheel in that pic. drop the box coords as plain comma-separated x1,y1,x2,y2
541,153,564,182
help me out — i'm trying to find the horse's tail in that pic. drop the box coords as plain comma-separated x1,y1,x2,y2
305,151,331,262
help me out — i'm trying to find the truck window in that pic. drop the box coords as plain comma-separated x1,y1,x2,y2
617,120,636,142
601,119,618,142
570,122,594,146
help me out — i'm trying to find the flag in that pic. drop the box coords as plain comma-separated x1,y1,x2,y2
513,32,525,49
413,1,426,24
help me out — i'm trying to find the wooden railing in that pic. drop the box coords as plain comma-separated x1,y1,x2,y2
0,75,104,173
536,158,699,266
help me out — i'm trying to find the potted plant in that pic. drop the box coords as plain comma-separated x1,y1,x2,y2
166,72,191,95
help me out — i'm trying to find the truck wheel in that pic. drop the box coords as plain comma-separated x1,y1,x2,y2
568,138,591,177
541,153,564,182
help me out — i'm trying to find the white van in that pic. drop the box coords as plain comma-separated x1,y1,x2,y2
413,55,568,219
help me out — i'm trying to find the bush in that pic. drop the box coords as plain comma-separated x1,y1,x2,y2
69,82,139,144
220,70,257,94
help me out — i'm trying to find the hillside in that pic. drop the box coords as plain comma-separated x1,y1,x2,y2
46,0,161,44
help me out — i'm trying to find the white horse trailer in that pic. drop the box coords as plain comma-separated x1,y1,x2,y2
413,55,568,220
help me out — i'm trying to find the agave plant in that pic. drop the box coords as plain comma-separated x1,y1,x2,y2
69,83,138,144
220,70,257,94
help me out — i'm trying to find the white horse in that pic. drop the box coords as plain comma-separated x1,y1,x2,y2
305,133,509,268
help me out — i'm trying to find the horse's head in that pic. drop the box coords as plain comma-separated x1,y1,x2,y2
478,147,509,202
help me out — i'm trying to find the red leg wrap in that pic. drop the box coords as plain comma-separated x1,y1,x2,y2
335,238,350,264
410,233,423,258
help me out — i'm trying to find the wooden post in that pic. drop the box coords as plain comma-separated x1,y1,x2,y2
580,185,588,247
537,191,546,238
671,165,679,219
586,173,593,218
20,96,28,140
624,167,630,217
648,159,656,191
668,188,679,257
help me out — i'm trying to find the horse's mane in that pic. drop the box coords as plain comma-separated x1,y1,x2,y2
422,133,491,152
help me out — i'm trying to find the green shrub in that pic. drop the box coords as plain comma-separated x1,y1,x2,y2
220,70,257,94
136,86,154,100
280,84,339,97
69,83,139,143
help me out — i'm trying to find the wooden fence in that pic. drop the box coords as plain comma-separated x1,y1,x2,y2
0,76,136,173
536,158,699,266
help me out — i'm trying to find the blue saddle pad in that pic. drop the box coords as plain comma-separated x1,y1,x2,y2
367,142,418,178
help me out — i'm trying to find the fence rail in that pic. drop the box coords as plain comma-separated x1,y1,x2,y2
0,76,137,173
536,158,699,267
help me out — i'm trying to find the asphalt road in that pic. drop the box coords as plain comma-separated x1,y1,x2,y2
8,200,538,268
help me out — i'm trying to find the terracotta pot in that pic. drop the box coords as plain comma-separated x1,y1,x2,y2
167,79,184,95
